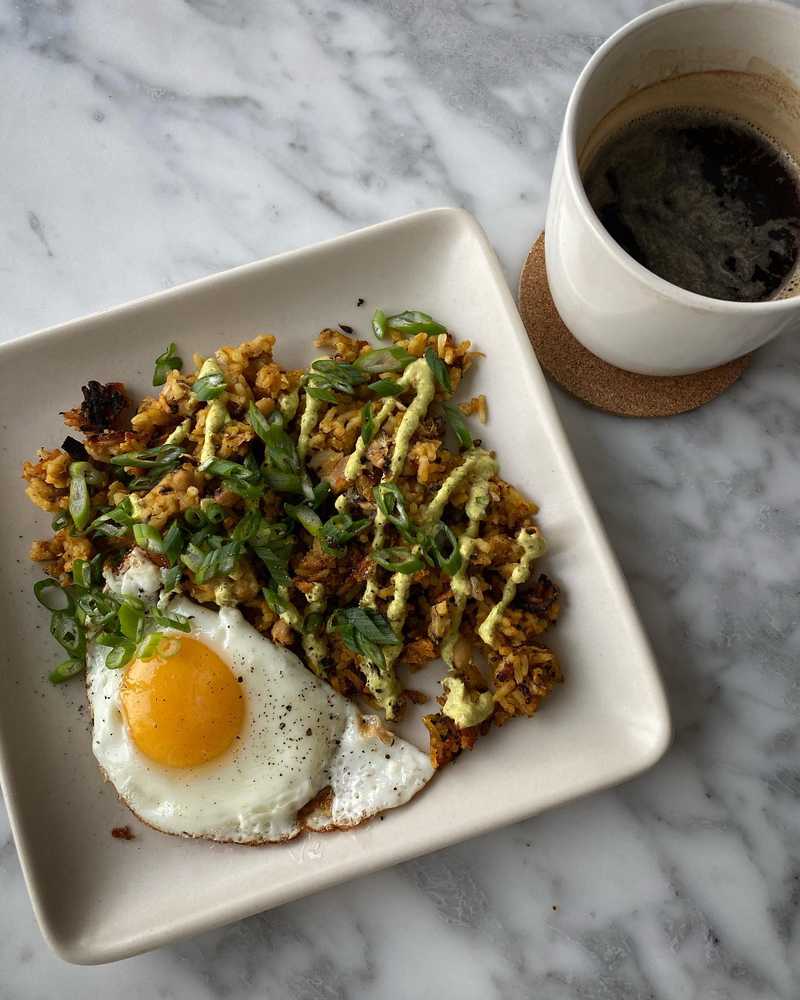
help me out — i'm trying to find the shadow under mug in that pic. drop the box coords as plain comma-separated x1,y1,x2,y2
545,0,800,377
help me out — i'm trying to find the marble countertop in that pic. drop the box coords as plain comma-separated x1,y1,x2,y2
2,1,799,996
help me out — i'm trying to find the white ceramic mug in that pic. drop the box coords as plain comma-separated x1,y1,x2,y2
545,0,800,376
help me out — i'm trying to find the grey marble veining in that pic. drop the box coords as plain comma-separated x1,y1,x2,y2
1,0,799,997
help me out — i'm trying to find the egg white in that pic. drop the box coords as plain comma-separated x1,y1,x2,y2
87,552,433,843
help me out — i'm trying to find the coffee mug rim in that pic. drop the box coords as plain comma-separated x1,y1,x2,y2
563,0,800,314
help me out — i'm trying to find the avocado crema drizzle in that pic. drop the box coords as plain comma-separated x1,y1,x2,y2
294,355,547,726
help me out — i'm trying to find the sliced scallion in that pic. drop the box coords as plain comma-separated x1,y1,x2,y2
424,347,452,393
369,378,403,398
355,346,415,375
372,547,424,574
442,402,473,451
386,310,446,336
360,403,375,446
193,371,226,401
71,559,91,590
285,502,323,536
50,611,85,658
34,578,73,613
372,308,387,340
106,642,135,670
49,658,85,684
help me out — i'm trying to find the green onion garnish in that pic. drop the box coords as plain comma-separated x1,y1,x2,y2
386,310,446,336
110,444,184,469
373,481,414,541
51,611,85,658
193,371,226,401
424,347,452,394
133,522,164,554
49,658,85,684
34,578,73,612
249,523,294,588
163,564,182,593
184,507,206,529
51,510,71,531
118,599,144,641
151,607,192,633
68,462,101,532
161,520,184,565
200,500,226,525
427,521,462,576
263,586,290,617
360,403,375,446
319,512,370,555
106,643,135,670
153,342,183,387
372,547,424,574
231,508,261,543
306,386,339,404
369,379,403,398
355,346,415,375
136,633,164,660
246,402,272,445
443,402,473,451
372,308,388,340
327,606,399,668
285,503,323,536
72,559,91,590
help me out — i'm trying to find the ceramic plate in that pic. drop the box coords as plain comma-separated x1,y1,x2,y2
0,208,670,964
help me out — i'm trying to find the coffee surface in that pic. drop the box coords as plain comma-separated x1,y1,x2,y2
583,107,800,302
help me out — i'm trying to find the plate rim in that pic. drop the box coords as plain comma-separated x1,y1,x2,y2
0,206,671,964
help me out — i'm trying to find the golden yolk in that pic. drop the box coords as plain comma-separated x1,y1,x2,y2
121,636,245,768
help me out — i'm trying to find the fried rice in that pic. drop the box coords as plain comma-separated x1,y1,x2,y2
23,311,563,768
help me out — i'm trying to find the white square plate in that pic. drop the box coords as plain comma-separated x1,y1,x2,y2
0,208,669,964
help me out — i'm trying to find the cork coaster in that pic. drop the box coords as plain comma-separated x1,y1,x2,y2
518,233,751,417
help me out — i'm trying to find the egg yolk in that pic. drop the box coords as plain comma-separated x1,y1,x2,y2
121,636,245,768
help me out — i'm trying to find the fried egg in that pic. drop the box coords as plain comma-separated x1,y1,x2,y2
86,551,433,843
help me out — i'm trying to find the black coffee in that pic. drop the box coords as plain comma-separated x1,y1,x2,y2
583,107,800,302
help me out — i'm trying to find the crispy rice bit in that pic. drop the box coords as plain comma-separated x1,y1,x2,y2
63,381,130,432
22,448,71,512
459,394,488,424
490,643,563,726
422,712,489,769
